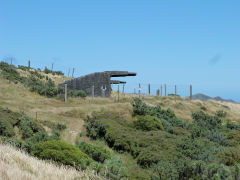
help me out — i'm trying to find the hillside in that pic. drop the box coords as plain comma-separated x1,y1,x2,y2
0,63,240,179
192,93,236,103
0,144,102,180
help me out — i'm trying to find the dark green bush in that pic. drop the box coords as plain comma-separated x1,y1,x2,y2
0,118,15,137
132,98,149,116
56,123,67,131
17,115,45,139
226,130,240,147
226,121,240,130
218,146,240,166
44,67,52,74
85,116,107,139
133,115,164,131
177,137,223,163
206,130,227,146
102,157,128,180
68,90,87,98
192,112,222,130
78,142,111,163
152,161,179,180
215,110,227,118
18,65,29,71
32,140,93,170
0,62,25,83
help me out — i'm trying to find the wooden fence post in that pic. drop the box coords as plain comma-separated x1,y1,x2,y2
175,85,177,96
157,89,160,96
165,84,167,96
161,85,163,96
122,84,125,94
148,84,151,96
68,68,71,77
118,84,120,101
92,85,94,99
72,68,75,78
64,84,67,102
138,83,141,98
190,85,192,100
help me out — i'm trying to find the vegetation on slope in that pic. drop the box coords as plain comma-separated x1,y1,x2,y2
0,144,103,180
84,98,240,179
0,62,86,98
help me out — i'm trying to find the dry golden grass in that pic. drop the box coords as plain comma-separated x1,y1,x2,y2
0,75,240,144
0,144,104,180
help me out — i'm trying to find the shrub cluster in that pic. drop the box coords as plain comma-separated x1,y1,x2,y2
68,90,87,98
84,98,240,179
32,140,93,170
133,115,164,131
78,142,111,163
44,67,64,76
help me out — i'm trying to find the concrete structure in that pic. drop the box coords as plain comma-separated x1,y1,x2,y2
59,71,136,97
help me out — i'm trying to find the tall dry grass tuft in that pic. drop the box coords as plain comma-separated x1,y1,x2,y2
0,144,104,180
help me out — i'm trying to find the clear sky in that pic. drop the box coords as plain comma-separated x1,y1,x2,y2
1,0,240,101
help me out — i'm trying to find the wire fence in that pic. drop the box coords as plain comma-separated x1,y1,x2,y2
111,83,193,99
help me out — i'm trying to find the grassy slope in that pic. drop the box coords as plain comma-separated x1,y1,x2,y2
0,143,103,180
0,74,240,144
1,72,240,179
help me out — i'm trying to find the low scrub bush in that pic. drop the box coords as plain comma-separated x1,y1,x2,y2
78,142,111,163
68,90,87,98
152,161,179,180
215,110,227,118
218,146,240,166
133,115,164,131
0,118,15,137
32,140,93,170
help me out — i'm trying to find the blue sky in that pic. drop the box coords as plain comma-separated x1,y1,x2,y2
1,0,240,101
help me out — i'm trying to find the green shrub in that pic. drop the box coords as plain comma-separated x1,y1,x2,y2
18,65,29,71
206,130,227,146
17,115,45,139
0,62,25,83
78,142,111,163
226,130,240,147
56,123,67,131
203,163,232,180
215,110,227,118
218,146,240,166
192,112,222,130
102,157,128,180
133,115,164,131
132,98,149,116
32,140,93,170
0,118,15,137
44,67,52,74
177,137,223,163
152,161,179,180
68,90,87,98
226,121,240,130
85,116,107,139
